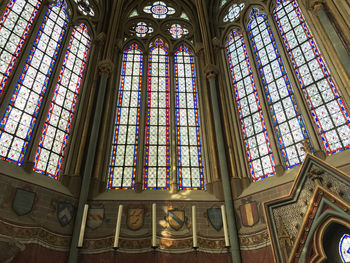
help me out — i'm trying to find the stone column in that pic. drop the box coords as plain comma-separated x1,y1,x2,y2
67,59,113,263
205,64,241,263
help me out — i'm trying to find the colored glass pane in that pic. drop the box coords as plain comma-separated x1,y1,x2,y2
220,0,228,8
108,43,143,189
339,234,350,263
0,0,42,96
226,30,275,181
248,8,309,168
274,0,350,154
223,3,245,22
0,0,68,165
175,45,205,189
134,22,154,38
169,24,189,39
144,1,175,19
73,0,94,16
34,23,90,178
180,12,189,20
144,39,170,189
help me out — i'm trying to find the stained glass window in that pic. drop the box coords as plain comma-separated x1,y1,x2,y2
108,43,143,189
0,0,42,96
0,0,68,165
339,234,350,263
143,1,175,19
180,12,189,21
144,39,170,189
33,23,90,178
274,0,350,154
248,8,309,168
73,0,95,16
226,30,275,181
220,0,228,8
169,24,189,39
174,45,204,189
134,22,154,38
223,3,245,22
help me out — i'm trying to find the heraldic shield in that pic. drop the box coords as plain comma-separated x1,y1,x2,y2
127,208,144,231
240,201,259,227
207,207,223,231
57,202,74,227
167,209,185,231
12,188,36,216
87,208,104,230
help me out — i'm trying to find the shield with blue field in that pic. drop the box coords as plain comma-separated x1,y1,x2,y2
57,202,74,227
167,209,185,231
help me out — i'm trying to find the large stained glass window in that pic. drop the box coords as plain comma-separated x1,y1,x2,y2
248,8,309,168
274,0,350,154
0,0,68,165
33,23,90,178
108,43,143,189
174,45,204,189
144,39,170,189
0,0,42,96
226,30,275,181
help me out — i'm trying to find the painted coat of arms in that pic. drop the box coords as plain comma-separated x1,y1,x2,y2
167,209,185,231
239,201,259,227
127,207,144,231
57,202,74,227
12,188,36,216
207,207,223,231
87,207,104,230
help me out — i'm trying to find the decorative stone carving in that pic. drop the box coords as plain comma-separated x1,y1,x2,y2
204,64,219,79
97,59,114,77
93,32,106,46
307,0,325,13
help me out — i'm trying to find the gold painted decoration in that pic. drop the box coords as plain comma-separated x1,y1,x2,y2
126,207,145,231
239,201,259,227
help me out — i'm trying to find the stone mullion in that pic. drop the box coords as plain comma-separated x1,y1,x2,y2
305,1,350,102
169,52,177,192
135,52,149,192
241,21,285,176
24,9,74,170
194,51,214,190
219,47,246,177
267,11,325,158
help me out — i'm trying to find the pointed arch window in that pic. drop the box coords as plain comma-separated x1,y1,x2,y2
226,30,275,181
0,0,42,95
0,0,68,165
108,43,144,189
274,0,350,154
144,38,171,190
175,45,205,189
34,23,91,178
247,8,309,168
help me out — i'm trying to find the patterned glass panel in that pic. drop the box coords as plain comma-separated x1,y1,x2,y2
274,0,350,154
223,3,245,23
226,30,275,181
0,0,42,96
175,45,204,189
0,0,68,165
34,23,90,178
108,43,143,189
143,1,175,19
248,8,309,168
144,39,170,189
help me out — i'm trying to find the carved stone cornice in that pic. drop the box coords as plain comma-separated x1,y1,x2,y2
97,59,114,77
204,64,219,79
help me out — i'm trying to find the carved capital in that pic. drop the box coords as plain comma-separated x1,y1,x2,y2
308,0,325,13
212,37,223,50
204,64,219,79
194,42,204,56
98,59,114,77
